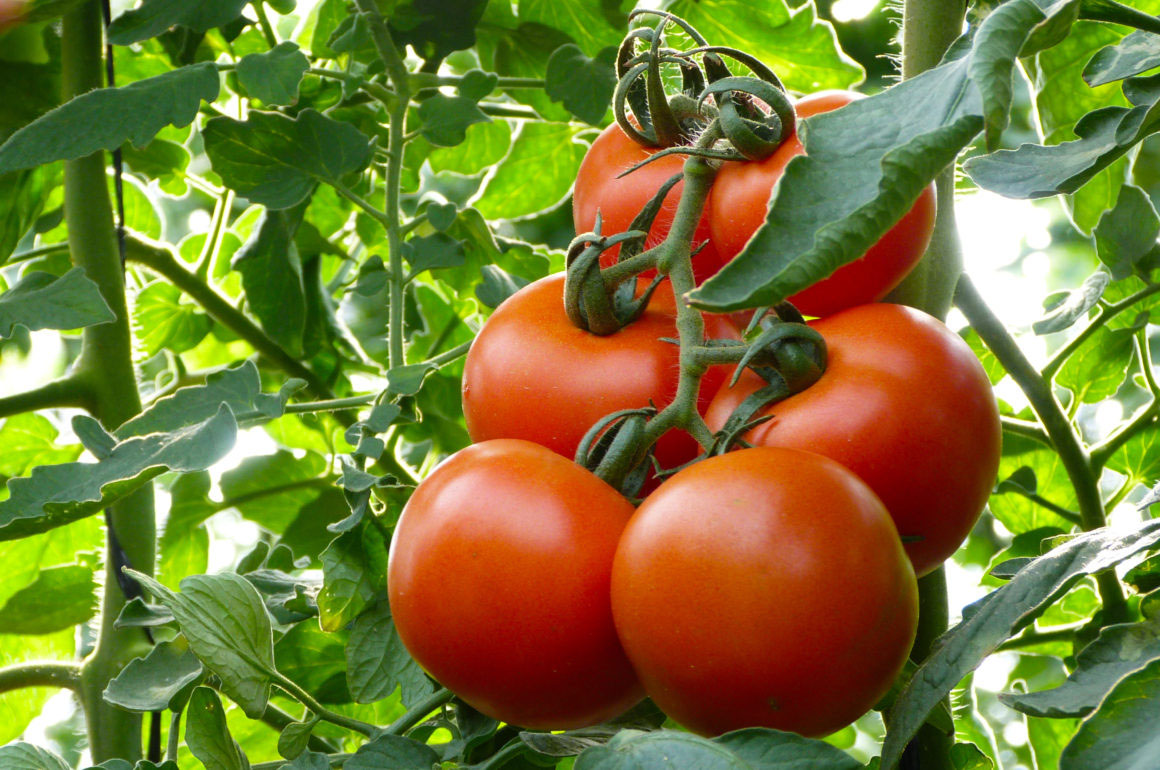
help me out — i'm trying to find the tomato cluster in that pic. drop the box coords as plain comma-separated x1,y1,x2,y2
388,86,999,741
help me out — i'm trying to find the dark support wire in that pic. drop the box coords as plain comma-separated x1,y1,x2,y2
98,0,159,760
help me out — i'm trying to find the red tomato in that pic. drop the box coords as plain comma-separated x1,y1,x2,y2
388,439,643,729
573,123,723,284
706,91,937,317
462,273,737,473
611,446,918,737
705,303,1001,576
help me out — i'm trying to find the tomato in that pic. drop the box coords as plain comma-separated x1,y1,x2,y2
705,303,1001,576
611,446,918,737
573,123,723,284
462,273,737,473
388,439,643,729
706,91,937,317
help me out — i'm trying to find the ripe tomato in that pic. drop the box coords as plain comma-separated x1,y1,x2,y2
573,123,723,284
462,273,736,473
706,91,937,317
705,303,1001,576
388,439,643,729
611,447,918,737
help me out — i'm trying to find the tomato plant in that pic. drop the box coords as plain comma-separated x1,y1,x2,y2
706,91,937,317
611,447,918,737
706,303,1001,577
462,273,736,471
388,439,642,729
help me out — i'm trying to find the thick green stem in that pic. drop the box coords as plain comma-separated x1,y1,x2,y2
955,276,1129,624
260,701,339,753
0,661,81,694
275,675,377,737
1079,0,1160,34
0,377,90,420
62,1,155,761
384,688,454,735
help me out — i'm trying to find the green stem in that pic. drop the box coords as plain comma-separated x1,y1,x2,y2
194,189,234,282
1002,416,1052,447
409,73,544,90
1079,0,1160,34
211,476,338,512
166,710,181,762
354,0,411,371
3,240,71,266
1042,280,1160,380
996,622,1084,652
0,377,90,419
1004,487,1082,526
955,276,1129,624
260,701,340,753
0,661,81,694
252,1,279,47
1090,401,1158,469
252,755,348,770
234,395,377,423
330,182,393,230
63,1,156,761
274,675,378,737
384,688,454,735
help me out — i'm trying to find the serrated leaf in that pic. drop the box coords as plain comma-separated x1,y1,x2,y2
1093,185,1160,280
1085,30,1160,87
318,522,387,632
185,687,249,770
1032,271,1110,334
667,0,862,93
544,44,616,126
345,600,433,706
0,413,82,480
881,518,1160,769
232,206,308,355
343,734,440,770
1001,618,1160,718
0,63,219,174
134,280,212,356
966,98,1160,199
108,0,249,45
203,109,373,209
103,640,203,712
130,571,275,719
236,42,309,106
417,94,490,148
0,405,237,541
0,563,96,634
1059,656,1160,769
473,121,588,220
0,743,71,770
0,267,114,338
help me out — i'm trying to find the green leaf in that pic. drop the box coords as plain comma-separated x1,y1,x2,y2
108,0,249,45
1001,618,1160,718
1093,185,1160,279
159,473,212,589
236,42,310,106
130,571,275,719
318,522,387,632
133,281,212,356
0,406,237,541
102,640,203,712
473,121,588,220
0,166,58,263
0,412,83,481
576,727,861,769
1032,271,1111,334
185,687,249,770
1059,656,1160,769
345,600,433,706
273,621,349,704
0,563,96,634
0,63,220,174
388,0,489,60
428,119,512,176
406,232,467,275
1057,314,1144,403
716,728,863,769
203,109,373,209
277,719,317,760
0,743,71,770
282,752,329,770
965,99,1160,199
1108,423,1160,483
544,44,616,126
949,743,993,770
475,264,529,308
121,138,190,195
417,95,490,148
667,0,862,93
1085,30,1160,87
880,517,1160,770
232,206,308,355
518,0,621,58
343,733,440,770
478,22,573,122
219,450,330,533
0,267,114,338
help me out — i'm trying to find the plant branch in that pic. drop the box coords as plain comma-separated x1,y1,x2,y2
252,1,279,47
3,241,71,267
1090,402,1158,470
0,661,81,694
1001,416,1052,447
0,377,90,419
260,701,340,753
955,275,1129,623
330,182,393,230
1042,280,1160,380
410,73,544,90
1079,0,1160,34
274,675,378,738
996,622,1084,652
384,688,454,735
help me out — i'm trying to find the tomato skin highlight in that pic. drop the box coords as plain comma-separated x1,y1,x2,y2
611,447,918,737
462,273,736,472
706,303,1002,577
706,90,937,317
573,123,723,283
388,439,643,729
